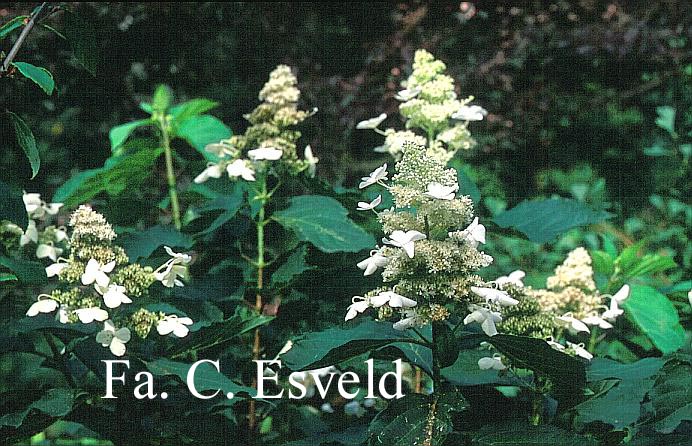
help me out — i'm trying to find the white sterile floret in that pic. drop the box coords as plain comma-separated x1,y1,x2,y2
45,261,68,277
555,313,590,334
304,145,319,177
356,113,387,129
478,354,507,370
164,246,192,264
457,217,486,247
226,159,256,181
452,104,487,121
359,163,388,189
382,230,427,258
75,307,109,324
470,286,519,307
23,192,63,220
393,309,425,331
567,341,593,360
157,315,194,338
26,296,58,317
81,259,116,288
464,304,502,336
96,320,131,357
494,270,525,288
19,220,38,246
97,284,132,309
357,195,382,211
424,182,458,200
357,248,389,276
395,88,421,101
36,243,62,262
581,313,613,329
248,147,283,161
193,164,223,184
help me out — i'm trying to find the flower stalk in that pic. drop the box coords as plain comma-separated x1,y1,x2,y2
157,115,182,230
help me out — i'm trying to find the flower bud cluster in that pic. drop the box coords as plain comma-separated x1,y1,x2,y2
357,49,484,163
195,65,318,184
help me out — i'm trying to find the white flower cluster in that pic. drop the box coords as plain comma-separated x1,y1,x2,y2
348,142,500,332
357,49,486,163
2,192,67,262
25,205,195,357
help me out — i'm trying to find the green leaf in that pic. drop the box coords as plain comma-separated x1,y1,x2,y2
273,195,375,253
152,84,174,113
170,306,274,356
591,250,614,276
282,318,417,371
12,62,54,95
442,348,523,386
0,388,75,428
472,421,598,446
146,358,255,399
654,106,676,135
458,166,481,205
6,111,40,178
650,356,692,433
0,256,47,284
435,323,459,368
176,115,232,160
0,15,27,40
622,285,685,354
369,390,466,446
0,272,17,282
109,119,151,151
388,342,432,376
63,11,98,75
170,98,220,124
0,180,28,229
485,334,586,401
271,245,314,287
195,186,245,235
573,357,665,429
118,225,193,261
493,198,612,243
624,254,677,279
52,148,163,206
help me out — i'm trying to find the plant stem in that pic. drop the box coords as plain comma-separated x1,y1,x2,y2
158,117,181,229
431,322,442,393
1,3,47,73
248,176,268,436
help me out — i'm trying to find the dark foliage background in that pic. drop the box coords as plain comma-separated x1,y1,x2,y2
2,1,689,210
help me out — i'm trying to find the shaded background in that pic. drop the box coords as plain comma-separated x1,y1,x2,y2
1,1,690,211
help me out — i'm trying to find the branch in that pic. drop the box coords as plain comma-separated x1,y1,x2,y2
1,3,49,73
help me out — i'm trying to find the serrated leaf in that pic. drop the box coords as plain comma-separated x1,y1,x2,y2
176,115,232,161
146,358,255,399
622,285,685,354
109,119,151,151
573,357,665,429
485,334,586,402
118,225,193,261
6,111,40,178
0,180,28,229
624,254,677,279
170,98,219,124
12,62,54,95
282,318,417,371
493,198,612,243
369,391,466,446
63,11,98,75
52,148,163,206
591,250,614,276
650,357,692,433
271,245,314,287
0,388,75,428
273,195,375,253
472,421,598,446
